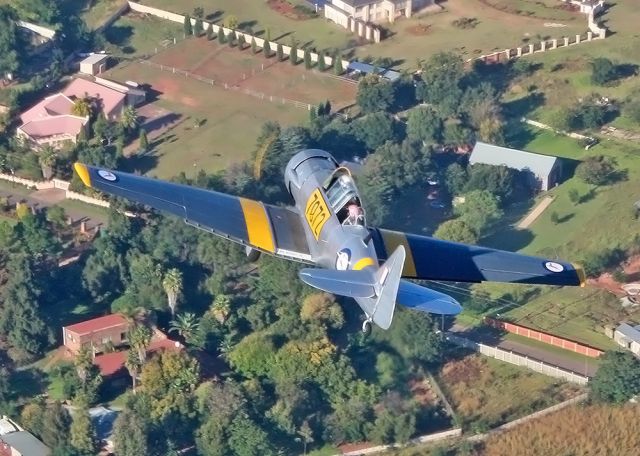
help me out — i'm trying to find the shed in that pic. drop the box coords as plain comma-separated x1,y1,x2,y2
80,54,110,76
346,61,401,82
469,142,562,191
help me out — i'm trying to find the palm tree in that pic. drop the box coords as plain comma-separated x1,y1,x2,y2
39,146,57,180
210,294,231,324
162,268,183,316
120,105,139,132
169,312,200,344
128,324,152,364
218,335,235,361
125,349,141,393
72,97,92,117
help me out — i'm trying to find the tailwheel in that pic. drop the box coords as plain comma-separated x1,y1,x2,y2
361,318,372,336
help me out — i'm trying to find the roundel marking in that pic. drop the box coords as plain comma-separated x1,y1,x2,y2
97,169,117,182
544,261,564,273
336,248,351,271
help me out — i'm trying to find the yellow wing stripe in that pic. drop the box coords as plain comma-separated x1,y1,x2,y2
239,198,276,253
572,263,586,287
380,230,417,277
353,257,375,271
73,163,92,188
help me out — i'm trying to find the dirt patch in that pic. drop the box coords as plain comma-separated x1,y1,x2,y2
440,356,484,385
408,377,439,406
588,254,640,296
267,0,315,20
406,23,431,36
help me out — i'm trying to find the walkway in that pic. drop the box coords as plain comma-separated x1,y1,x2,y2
517,196,554,229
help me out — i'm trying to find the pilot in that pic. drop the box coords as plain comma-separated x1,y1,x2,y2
345,204,365,226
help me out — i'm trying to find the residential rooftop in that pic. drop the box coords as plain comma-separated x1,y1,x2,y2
64,314,128,336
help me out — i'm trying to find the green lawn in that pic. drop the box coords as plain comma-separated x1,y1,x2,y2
81,0,126,30
104,61,307,178
104,13,185,58
148,0,352,51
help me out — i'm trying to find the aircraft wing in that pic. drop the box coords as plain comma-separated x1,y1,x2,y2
73,164,312,263
370,228,585,287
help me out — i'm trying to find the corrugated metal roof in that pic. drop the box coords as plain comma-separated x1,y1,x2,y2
81,54,109,65
470,142,558,177
347,62,401,81
64,314,128,336
616,323,640,343
1,431,50,456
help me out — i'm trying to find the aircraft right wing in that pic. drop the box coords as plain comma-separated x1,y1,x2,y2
73,164,312,263
370,228,585,287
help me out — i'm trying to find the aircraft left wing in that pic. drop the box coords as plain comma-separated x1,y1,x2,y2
73,164,312,263
370,228,585,287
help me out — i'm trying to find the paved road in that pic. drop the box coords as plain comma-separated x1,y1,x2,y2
497,338,598,377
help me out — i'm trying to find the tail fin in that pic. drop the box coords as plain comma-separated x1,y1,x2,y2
357,245,406,330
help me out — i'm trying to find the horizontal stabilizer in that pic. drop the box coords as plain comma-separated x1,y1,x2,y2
299,269,377,298
397,280,462,315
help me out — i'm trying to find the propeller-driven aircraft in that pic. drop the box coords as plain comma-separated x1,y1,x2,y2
74,149,585,333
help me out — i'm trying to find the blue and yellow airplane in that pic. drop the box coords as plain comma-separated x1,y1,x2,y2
74,149,585,333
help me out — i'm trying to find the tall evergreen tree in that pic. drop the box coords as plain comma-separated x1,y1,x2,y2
183,15,193,36
41,402,71,450
251,37,257,54
139,129,148,152
218,29,226,44
277,43,283,61
317,50,326,71
237,34,246,49
304,47,312,69
334,54,343,75
205,23,213,40
70,406,98,455
193,17,203,36
113,408,149,456
290,43,298,65
263,41,271,58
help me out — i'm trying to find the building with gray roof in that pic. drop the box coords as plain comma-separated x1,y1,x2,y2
0,430,50,456
613,322,640,356
469,142,562,191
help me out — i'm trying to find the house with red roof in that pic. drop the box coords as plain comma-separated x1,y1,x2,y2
62,314,183,378
16,77,130,149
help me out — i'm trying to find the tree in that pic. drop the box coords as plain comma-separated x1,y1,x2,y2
434,219,478,243
576,155,617,185
237,34,246,49
139,129,148,152
128,324,152,364
356,75,395,113
228,414,278,456
304,47,312,69
70,406,97,455
276,43,284,62
113,408,149,456
352,112,397,150
14,0,59,24
41,401,71,450
334,54,343,75
300,293,344,329
183,14,192,36
163,268,183,316
74,345,93,388
454,190,503,237
290,43,298,65
224,14,238,29
211,294,231,324
46,205,67,229
39,146,57,180
251,37,257,54
169,312,200,344
193,17,203,36
407,106,443,144
568,188,580,204
0,6,22,79
375,352,402,389
72,98,92,117
227,31,235,47
125,349,141,392
218,28,226,44
121,105,139,132
590,351,640,403
317,50,326,71
416,52,464,116
298,420,314,455
228,332,277,378
443,122,474,147
591,57,617,85
465,163,518,202
205,23,213,40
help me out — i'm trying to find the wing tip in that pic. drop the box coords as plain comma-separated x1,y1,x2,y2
572,263,587,287
73,162,92,188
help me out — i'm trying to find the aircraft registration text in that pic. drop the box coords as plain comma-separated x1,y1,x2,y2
305,189,330,240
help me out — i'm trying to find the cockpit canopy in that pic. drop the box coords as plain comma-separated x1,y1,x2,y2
323,167,366,226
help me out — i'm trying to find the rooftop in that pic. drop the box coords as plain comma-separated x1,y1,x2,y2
616,322,640,343
347,61,401,82
469,142,559,177
93,337,183,376
64,314,128,336
81,54,109,66
19,115,88,140
62,78,126,117
0,431,50,456
20,93,75,124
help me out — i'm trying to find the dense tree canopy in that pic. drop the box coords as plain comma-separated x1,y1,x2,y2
590,351,640,403
356,75,395,113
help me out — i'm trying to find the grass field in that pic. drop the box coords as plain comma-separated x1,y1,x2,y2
104,13,184,58
80,0,125,30
150,37,357,109
148,0,352,51
357,0,585,67
104,61,307,178
437,354,582,430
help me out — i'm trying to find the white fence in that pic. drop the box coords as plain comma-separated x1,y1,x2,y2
446,334,590,385
127,1,350,69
